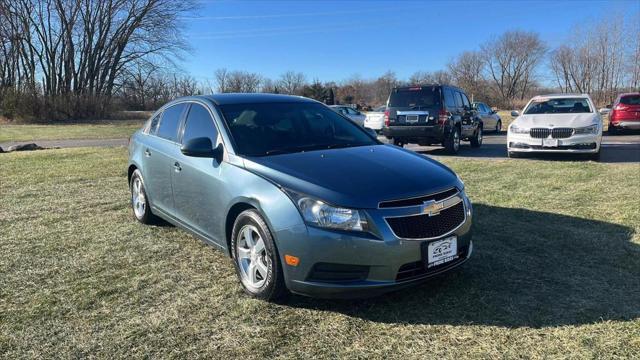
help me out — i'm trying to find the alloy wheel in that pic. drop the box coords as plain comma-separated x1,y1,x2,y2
131,177,146,219
236,225,269,290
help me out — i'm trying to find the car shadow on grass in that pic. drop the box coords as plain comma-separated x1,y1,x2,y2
285,204,640,328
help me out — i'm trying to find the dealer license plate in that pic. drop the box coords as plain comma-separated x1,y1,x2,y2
426,236,458,268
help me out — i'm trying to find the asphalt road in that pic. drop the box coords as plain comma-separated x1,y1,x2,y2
384,132,640,164
2,132,640,164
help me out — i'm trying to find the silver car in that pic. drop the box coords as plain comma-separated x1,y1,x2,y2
329,105,366,126
473,102,502,133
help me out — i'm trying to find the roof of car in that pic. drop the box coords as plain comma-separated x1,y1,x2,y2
200,93,316,105
532,93,590,99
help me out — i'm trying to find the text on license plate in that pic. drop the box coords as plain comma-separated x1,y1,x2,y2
427,236,458,268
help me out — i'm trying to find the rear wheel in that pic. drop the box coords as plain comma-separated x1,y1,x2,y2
231,209,288,301
393,138,405,147
470,126,483,148
495,120,502,133
444,127,461,154
130,169,158,224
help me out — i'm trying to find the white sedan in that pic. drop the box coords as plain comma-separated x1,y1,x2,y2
329,105,366,126
363,106,386,132
507,94,603,160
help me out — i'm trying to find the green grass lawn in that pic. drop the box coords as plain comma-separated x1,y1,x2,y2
0,120,144,143
1,147,639,358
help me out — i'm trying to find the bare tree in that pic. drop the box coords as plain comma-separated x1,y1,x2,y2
278,71,306,95
448,51,485,99
481,31,546,107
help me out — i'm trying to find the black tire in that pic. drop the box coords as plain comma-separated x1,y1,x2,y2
231,209,288,301
495,120,502,133
508,151,519,158
443,126,461,154
393,138,404,147
130,169,158,224
608,125,619,135
470,126,483,148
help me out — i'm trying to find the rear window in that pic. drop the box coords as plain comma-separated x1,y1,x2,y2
524,98,592,114
389,87,441,109
620,95,640,105
157,103,187,141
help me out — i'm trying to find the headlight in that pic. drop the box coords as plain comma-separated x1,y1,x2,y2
285,190,367,231
509,124,529,134
574,124,599,135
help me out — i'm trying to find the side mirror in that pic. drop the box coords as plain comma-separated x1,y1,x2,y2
599,108,611,115
181,137,223,160
511,110,520,117
606,104,612,108
491,109,497,114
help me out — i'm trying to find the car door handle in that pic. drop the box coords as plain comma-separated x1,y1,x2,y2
174,162,182,172
144,149,151,157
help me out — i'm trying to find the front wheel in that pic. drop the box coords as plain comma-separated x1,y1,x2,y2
443,127,461,154
495,120,502,133
231,209,288,301
470,126,483,148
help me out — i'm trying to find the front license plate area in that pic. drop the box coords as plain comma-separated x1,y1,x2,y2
542,138,559,147
422,236,458,268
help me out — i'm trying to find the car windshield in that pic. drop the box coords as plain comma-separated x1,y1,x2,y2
524,97,592,114
620,95,640,105
219,102,378,156
388,87,440,109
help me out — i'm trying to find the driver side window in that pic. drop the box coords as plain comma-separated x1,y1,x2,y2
182,103,218,146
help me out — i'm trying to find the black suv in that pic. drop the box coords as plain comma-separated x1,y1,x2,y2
382,85,483,154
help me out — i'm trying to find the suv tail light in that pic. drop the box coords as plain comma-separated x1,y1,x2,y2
438,109,448,126
384,109,390,126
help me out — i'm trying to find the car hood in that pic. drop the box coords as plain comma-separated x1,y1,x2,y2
243,145,460,209
513,113,600,128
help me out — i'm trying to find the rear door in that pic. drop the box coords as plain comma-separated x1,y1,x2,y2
142,103,188,215
480,103,496,129
457,91,477,137
171,102,226,242
387,86,442,126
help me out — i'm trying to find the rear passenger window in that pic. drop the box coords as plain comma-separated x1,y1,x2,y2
460,93,471,108
148,113,161,135
157,103,187,142
182,103,218,145
444,89,456,109
454,92,463,108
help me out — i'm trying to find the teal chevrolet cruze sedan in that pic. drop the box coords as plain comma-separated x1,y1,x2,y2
128,94,473,300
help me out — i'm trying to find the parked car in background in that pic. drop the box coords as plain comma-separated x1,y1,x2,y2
472,102,502,132
329,105,366,126
508,94,602,160
364,105,386,132
382,85,483,154
608,92,640,133
128,94,473,301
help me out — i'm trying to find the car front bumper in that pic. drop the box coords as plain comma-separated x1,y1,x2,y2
507,132,602,154
274,196,473,298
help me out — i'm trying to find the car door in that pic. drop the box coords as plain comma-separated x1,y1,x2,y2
480,103,496,129
142,103,188,215
171,102,226,242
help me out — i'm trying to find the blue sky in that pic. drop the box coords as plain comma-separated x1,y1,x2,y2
183,0,638,83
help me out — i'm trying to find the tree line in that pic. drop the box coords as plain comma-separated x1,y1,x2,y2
0,2,638,121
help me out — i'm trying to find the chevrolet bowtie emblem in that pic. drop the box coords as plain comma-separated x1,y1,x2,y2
421,200,444,216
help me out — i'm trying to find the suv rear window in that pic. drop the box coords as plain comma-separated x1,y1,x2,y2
620,95,640,105
389,88,441,108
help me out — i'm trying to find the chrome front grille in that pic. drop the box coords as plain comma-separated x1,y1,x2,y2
385,201,466,240
530,128,574,139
